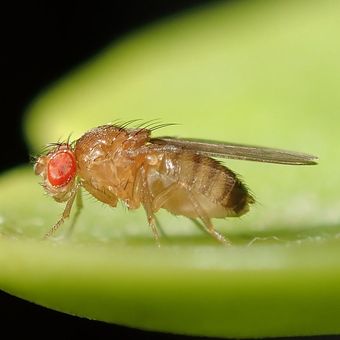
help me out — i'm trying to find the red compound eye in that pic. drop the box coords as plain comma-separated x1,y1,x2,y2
47,150,76,187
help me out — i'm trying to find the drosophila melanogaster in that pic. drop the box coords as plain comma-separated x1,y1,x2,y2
34,122,318,245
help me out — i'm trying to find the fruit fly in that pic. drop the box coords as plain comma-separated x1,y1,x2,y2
34,123,318,245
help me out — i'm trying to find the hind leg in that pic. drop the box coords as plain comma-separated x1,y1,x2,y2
188,192,231,246
150,182,231,245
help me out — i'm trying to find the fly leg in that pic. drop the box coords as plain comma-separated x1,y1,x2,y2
134,167,161,246
150,183,184,240
44,184,81,239
65,187,83,238
151,183,230,245
146,183,184,244
188,192,231,246
143,198,161,247
147,211,161,247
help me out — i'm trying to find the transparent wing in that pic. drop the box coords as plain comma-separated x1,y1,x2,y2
150,137,318,165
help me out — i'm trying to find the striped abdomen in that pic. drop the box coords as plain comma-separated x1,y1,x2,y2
147,151,254,219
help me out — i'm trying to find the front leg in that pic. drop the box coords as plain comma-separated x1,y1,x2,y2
44,183,81,239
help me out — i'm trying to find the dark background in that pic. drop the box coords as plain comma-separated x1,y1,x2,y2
1,0,215,173
1,1,339,339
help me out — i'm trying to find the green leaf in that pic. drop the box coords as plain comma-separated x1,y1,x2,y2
1,0,340,338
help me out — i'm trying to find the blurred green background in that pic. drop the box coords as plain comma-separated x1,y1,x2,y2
1,0,340,338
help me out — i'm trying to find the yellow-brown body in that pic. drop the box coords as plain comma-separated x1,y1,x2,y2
34,123,317,244
74,125,253,243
